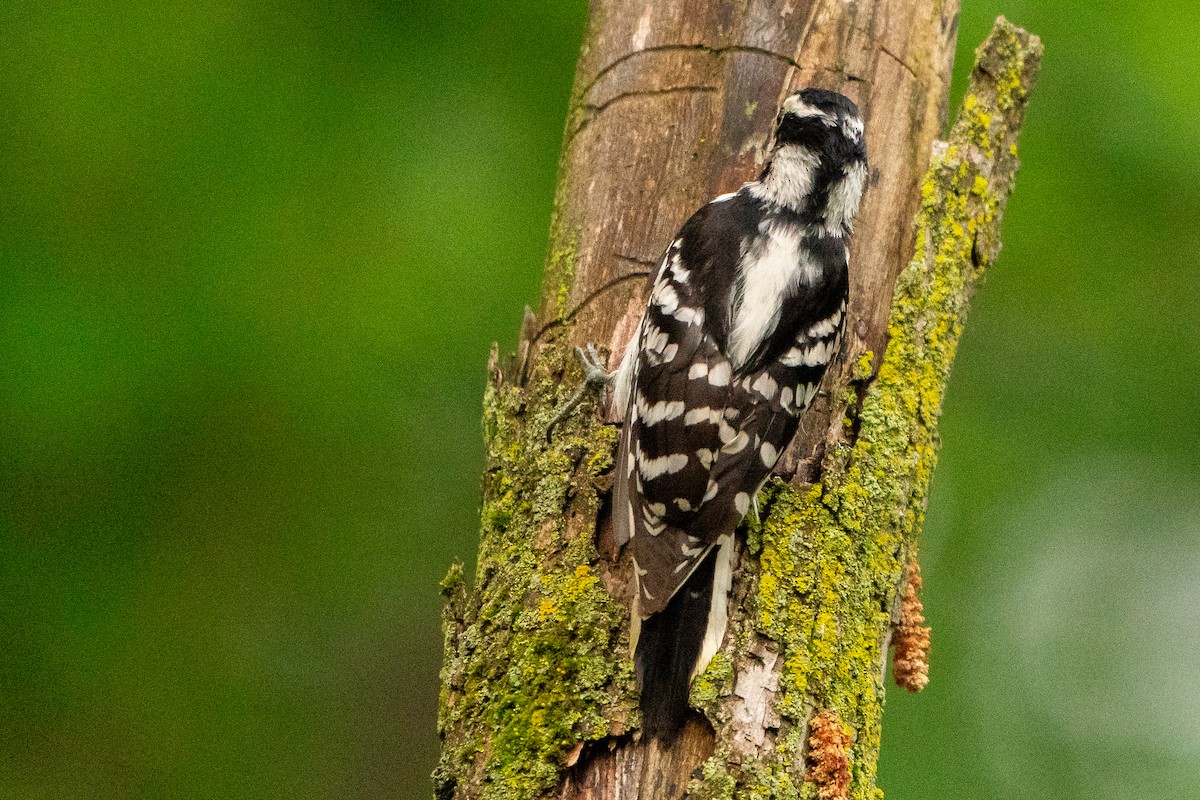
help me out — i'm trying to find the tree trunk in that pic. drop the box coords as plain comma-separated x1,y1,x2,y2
436,2,1041,797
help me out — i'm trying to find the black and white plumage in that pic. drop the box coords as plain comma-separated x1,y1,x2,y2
611,88,868,736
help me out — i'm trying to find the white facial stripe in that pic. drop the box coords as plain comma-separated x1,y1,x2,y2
842,114,864,142
782,96,820,115
781,96,834,125
749,145,820,209
825,159,867,233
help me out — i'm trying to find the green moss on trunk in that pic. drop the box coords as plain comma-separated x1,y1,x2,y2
435,344,635,800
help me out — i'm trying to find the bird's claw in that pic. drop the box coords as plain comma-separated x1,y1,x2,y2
545,344,613,441
577,344,609,387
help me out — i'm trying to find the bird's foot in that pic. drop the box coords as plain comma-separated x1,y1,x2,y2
545,345,612,441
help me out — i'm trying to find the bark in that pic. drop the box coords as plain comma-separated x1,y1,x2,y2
436,5,1041,799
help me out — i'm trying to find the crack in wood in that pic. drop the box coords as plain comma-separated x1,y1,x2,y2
571,85,718,143
565,43,809,146
613,252,659,270
879,44,919,80
520,269,652,384
580,43,804,103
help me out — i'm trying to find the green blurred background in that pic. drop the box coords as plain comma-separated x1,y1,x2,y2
2,1,1198,798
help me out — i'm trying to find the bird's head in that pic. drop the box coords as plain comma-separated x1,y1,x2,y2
758,88,868,231
775,89,866,164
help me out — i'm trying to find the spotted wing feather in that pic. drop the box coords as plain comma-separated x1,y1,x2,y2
615,199,847,618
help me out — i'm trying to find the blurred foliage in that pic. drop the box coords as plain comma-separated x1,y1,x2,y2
1,1,1197,799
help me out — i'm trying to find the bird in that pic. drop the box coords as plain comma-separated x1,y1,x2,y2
609,87,868,737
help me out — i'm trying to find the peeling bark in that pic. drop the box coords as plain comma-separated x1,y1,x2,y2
436,4,1041,798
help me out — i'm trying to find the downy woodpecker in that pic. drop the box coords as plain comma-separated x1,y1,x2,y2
611,88,868,736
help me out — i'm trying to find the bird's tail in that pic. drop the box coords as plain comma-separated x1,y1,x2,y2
634,535,733,738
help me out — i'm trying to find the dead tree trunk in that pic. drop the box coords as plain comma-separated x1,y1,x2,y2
436,2,1041,797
